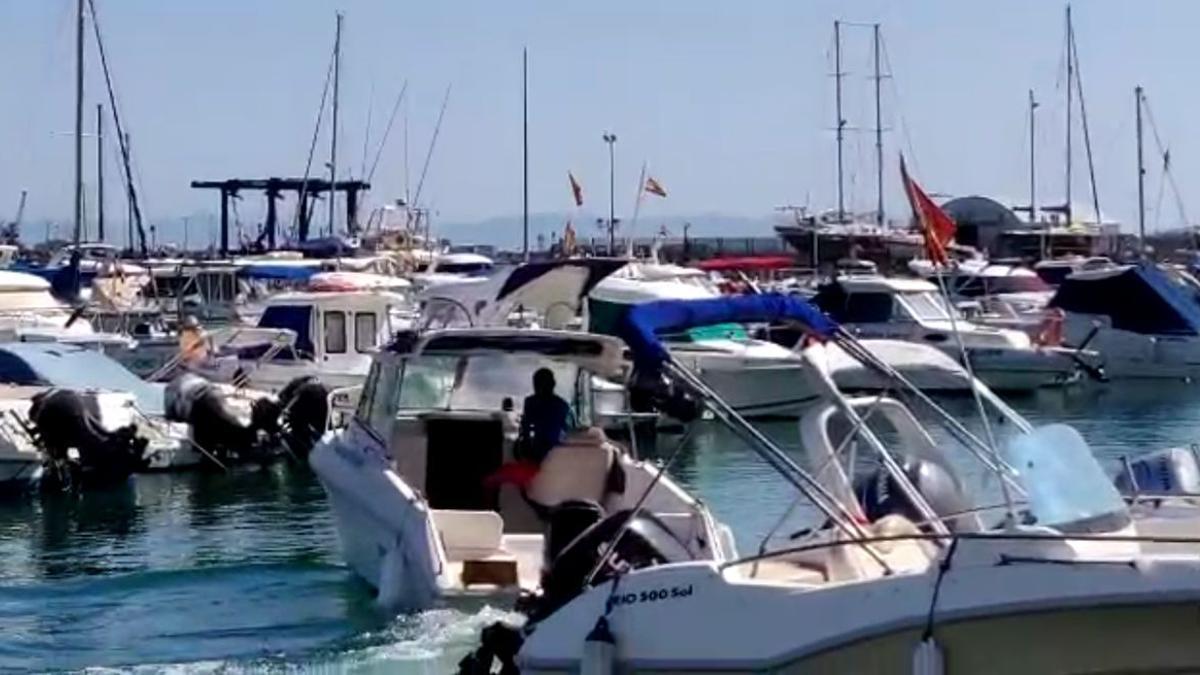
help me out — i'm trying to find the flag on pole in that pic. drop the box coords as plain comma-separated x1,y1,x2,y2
644,176,667,198
568,172,584,207
899,155,956,265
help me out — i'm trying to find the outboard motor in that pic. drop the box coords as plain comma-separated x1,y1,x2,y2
165,373,262,465
533,509,690,621
29,389,148,491
854,456,981,533
276,376,331,458
1115,447,1200,497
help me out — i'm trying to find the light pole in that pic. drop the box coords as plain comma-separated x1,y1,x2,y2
603,132,617,253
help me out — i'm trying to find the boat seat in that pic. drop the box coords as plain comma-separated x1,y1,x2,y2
432,509,504,561
742,559,828,586
526,427,623,511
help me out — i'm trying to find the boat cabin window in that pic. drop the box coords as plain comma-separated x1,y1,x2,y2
257,305,315,358
898,291,958,322
814,286,894,323
666,323,749,344
354,312,378,352
324,311,347,354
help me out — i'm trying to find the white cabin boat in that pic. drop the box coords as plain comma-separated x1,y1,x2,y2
310,328,730,610
812,276,1082,390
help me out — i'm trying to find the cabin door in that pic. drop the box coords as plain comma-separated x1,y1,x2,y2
319,309,380,376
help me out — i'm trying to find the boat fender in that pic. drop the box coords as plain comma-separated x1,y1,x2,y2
911,636,944,675
581,616,616,675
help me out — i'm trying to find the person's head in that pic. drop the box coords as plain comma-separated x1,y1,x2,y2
182,315,200,330
532,368,556,396
501,397,514,412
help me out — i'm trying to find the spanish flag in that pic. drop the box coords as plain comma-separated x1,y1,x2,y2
644,176,667,198
568,172,584,207
899,155,956,265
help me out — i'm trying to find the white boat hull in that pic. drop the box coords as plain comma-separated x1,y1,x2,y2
1065,314,1200,379
519,554,1200,673
672,342,821,417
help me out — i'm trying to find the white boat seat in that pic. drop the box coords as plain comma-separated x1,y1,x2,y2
432,509,504,561
527,427,621,511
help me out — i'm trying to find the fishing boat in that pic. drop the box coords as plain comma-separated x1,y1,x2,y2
811,275,1085,390
452,294,1200,674
1049,262,1200,379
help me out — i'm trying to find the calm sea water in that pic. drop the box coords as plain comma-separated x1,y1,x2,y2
0,381,1198,672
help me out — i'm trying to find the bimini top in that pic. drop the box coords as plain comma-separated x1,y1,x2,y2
617,293,839,369
388,328,629,378
1050,263,1200,336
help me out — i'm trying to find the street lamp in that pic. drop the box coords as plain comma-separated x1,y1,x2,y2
603,132,617,253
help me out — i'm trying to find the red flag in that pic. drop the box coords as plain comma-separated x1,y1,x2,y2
644,176,667,198
568,172,584,207
899,156,955,265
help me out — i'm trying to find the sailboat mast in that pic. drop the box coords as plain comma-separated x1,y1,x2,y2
834,20,845,223
1135,85,1146,253
73,0,84,248
873,23,883,227
96,103,104,242
1064,4,1073,224
522,48,529,261
1029,90,1038,224
328,12,342,237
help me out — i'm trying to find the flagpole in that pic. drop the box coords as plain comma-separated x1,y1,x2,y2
522,47,529,261
628,161,647,258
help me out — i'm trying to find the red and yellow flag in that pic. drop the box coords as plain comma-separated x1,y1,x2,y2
644,176,667,198
568,172,584,207
899,156,955,265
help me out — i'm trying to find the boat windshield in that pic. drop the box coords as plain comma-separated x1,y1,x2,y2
395,353,580,416
900,291,959,322
1002,424,1130,533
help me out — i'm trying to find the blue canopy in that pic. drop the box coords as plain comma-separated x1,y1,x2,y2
1050,263,1200,336
616,293,839,368
238,264,319,282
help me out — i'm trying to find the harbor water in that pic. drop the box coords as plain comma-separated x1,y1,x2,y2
1,381,1198,672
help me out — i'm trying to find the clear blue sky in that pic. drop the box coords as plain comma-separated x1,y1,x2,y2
0,0,1196,245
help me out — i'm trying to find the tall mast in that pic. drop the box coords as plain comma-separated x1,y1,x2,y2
1135,85,1146,254
1064,4,1073,224
522,48,529,261
873,23,884,227
834,20,845,223
96,103,104,242
1029,90,1038,224
73,0,84,250
328,12,342,237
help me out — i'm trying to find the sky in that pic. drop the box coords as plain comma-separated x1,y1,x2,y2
0,0,1198,247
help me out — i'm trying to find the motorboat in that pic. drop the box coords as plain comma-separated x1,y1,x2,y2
453,293,1200,674
1049,262,1200,379
202,287,409,396
909,259,1054,337
811,275,1087,390
0,342,301,471
309,326,731,611
589,263,824,416
0,269,136,353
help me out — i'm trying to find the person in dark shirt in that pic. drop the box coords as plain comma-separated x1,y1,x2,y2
518,368,576,463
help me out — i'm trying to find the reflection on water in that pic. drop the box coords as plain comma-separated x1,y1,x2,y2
0,381,1195,669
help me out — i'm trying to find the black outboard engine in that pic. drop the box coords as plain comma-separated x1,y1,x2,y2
276,375,330,459
29,389,148,491
533,509,689,621
165,373,262,466
855,456,981,533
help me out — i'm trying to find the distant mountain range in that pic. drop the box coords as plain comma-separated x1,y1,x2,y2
433,211,778,249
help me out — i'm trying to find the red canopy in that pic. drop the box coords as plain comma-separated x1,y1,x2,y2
693,255,798,272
